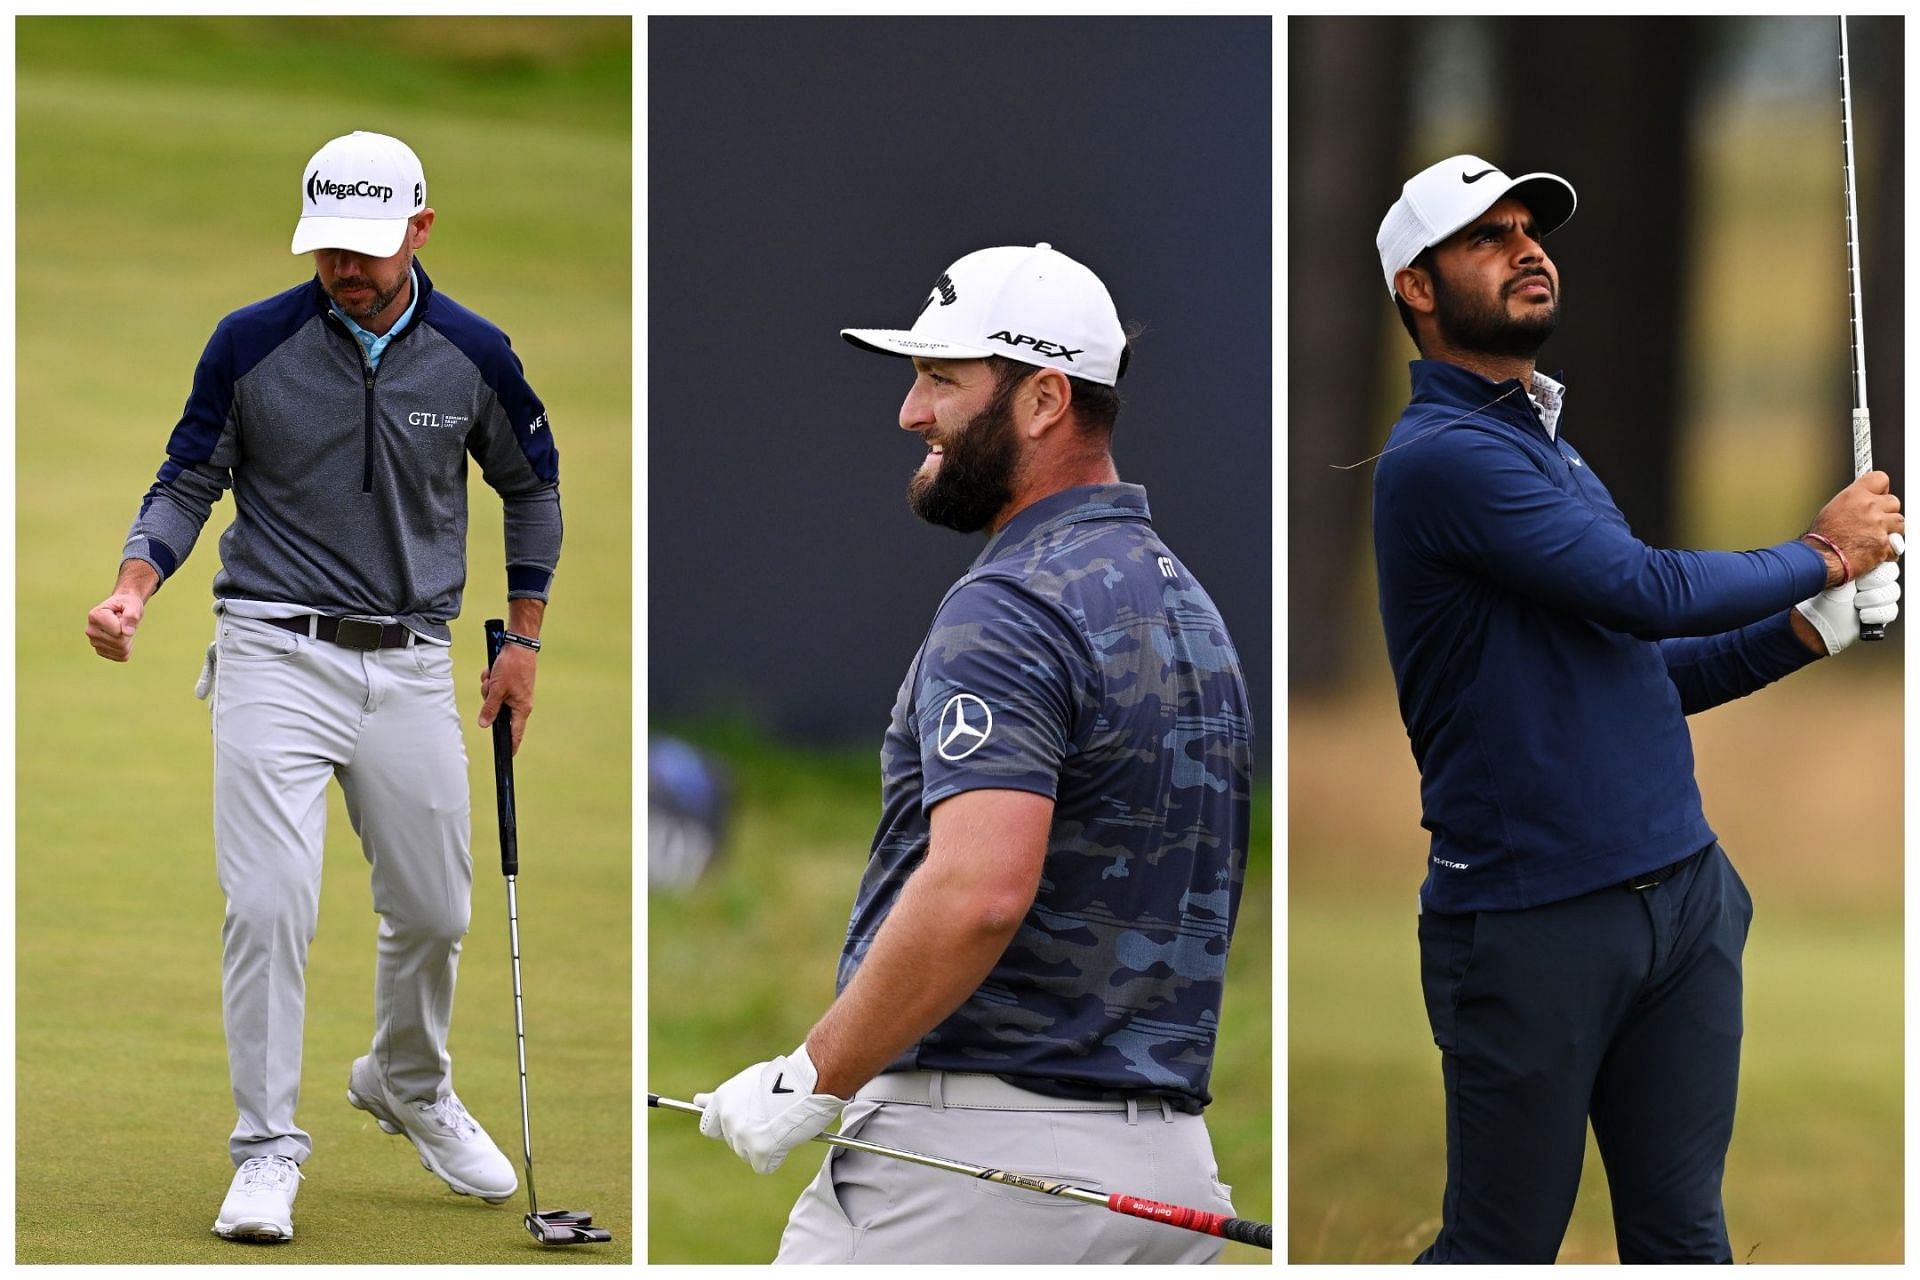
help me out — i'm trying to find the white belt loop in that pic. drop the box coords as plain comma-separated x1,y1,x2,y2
304,615,319,638
929,1071,945,1112
1125,1097,1139,1126
1159,1097,1174,1124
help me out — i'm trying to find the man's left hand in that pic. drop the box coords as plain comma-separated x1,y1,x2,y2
479,642,537,755
1794,560,1901,655
693,1043,847,1174
1857,559,1904,634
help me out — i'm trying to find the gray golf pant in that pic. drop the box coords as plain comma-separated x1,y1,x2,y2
208,612,471,1167
775,1071,1235,1263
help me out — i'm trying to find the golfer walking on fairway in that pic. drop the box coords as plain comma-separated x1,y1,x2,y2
692,244,1254,1263
1372,155,1902,1263
84,130,562,1242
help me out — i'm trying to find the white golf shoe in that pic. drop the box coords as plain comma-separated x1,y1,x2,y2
347,1055,517,1203
213,1154,303,1241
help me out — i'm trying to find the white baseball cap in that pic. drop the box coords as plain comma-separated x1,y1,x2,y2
290,131,427,257
1376,154,1577,296
842,243,1128,386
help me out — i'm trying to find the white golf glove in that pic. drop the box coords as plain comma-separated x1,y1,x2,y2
694,1042,847,1174
1795,560,1900,655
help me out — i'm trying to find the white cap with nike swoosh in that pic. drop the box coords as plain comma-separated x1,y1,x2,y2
1376,154,1577,296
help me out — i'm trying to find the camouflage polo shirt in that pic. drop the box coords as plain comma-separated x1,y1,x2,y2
836,483,1253,1112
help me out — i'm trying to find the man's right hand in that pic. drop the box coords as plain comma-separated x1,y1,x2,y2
1806,470,1904,586
85,561,160,662
86,591,147,661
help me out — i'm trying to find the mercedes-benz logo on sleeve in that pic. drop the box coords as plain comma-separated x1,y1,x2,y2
936,693,994,761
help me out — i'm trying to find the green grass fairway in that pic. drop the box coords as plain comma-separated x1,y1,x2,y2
17,17,631,1264
647,726,1273,1263
1290,667,1902,1263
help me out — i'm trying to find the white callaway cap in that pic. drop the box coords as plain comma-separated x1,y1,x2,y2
842,243,1127,386
291,131,427,257
1376,154,1577,296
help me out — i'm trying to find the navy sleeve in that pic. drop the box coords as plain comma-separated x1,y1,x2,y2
1389,425,1828,638
1658,610,1823,714
914,576,1090,812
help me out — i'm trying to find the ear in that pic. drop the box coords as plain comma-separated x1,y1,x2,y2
1020,368,1073,438
410,209,436,251
1394,263,1435,316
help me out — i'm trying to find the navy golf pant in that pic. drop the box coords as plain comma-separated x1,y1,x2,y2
1414,843,1751,1264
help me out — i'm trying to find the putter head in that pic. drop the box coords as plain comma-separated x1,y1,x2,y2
526,1209,614,1246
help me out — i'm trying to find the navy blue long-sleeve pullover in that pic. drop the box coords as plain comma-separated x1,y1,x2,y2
1373,361,1827,912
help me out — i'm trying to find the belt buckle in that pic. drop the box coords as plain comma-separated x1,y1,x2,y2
334,618,384,650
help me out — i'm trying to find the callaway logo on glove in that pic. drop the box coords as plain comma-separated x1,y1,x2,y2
694,1042,848,1174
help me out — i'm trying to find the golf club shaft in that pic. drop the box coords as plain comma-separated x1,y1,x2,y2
506,874,538,1216
1840,16,1887,641
487,619,539,1217
1840,16,1868,419
647,1092,1272,1251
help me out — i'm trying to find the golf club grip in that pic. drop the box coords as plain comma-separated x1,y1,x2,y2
1106,1194,1273,1251
1857,420,1886,644
484,619,518,875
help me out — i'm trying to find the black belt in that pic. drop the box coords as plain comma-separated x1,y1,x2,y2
1622,847,1706,892
264,615,415,650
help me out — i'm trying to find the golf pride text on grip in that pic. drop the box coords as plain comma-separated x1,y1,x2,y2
1108,1194,1272,1249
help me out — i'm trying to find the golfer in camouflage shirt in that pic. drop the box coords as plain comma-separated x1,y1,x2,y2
693,244,1253,1263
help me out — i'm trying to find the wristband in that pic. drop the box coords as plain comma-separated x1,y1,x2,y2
500,631,542,653
1804,533,1851,586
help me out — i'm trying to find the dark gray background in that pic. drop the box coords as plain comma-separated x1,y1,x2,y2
649,16,1271,748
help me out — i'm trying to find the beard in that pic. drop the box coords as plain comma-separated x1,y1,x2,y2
328,267,410,323
1431,265,1559,359
906,375,1022,533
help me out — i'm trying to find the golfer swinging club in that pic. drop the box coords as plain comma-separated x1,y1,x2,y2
1372,155,1902,1263
692,244,1254,1263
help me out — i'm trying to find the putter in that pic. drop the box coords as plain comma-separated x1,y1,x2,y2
649,1092,1272,1251
488,620,613,1247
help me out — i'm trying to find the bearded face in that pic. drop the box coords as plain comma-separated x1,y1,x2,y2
905,369,1024,533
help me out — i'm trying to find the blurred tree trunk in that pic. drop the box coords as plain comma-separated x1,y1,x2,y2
1287,16,1411,691
1499,17,1704,544
1855,16,1902,506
